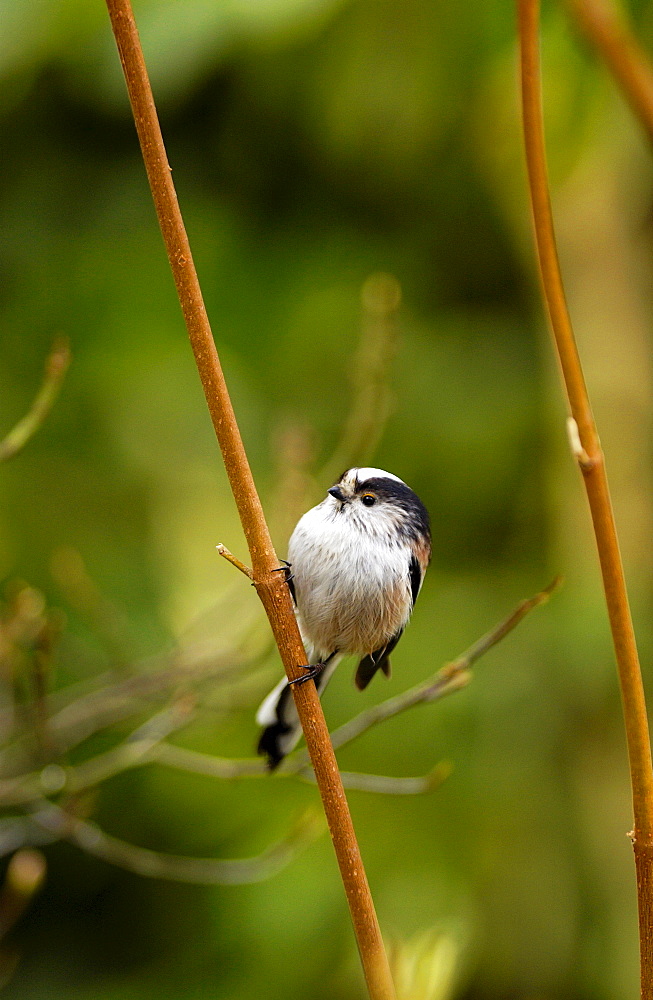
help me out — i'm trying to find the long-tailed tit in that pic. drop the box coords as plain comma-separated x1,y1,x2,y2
257,467,431,767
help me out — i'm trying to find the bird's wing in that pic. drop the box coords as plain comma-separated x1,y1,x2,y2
354,627,404,691
409,553,423,608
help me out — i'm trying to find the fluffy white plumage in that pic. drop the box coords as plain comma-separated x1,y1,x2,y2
288,494,413,659
256,467,431,766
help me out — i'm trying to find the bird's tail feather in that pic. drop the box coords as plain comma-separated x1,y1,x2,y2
256,655,342,768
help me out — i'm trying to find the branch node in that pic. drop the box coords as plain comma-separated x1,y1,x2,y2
426,761,454,790
215,544,253,580
566,417,595,470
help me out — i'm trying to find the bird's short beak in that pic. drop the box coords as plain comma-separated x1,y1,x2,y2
328,486,346,502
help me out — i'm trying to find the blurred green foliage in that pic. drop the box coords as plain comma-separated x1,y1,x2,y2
1,0,653,997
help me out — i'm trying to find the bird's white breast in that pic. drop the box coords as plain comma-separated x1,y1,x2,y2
287,500,413,660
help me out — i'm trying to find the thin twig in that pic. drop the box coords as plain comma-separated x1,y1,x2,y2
0,339,70,463
0,701,197,808
152,744,265,779
0,817,56,857
0,750,444,808
122,584,554,787
50,547,136,669
0,849,46,940
29,611,62,765
301,763,452,796
0,583,552,826
293,673,472,769
0,652,250,785
42,654,241,753
216,544,254,580
104,4,396,995
288,579,559,769
518,4,653,994
28,801,324,885
566,0,653,145
149,743,448,796
457,577,561,667
320,273,401,484
268,273,400,543
65,699,197,792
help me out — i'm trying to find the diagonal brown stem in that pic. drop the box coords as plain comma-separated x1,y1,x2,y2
518,2,653,995
103,2,395,997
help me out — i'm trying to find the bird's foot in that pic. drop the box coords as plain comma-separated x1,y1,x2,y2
272,560,294,584
289,663,325,686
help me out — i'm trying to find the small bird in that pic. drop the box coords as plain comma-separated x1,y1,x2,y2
257,467,431,767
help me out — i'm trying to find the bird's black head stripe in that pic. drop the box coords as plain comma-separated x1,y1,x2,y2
355,477,431,541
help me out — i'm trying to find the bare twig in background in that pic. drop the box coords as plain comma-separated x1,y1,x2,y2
50,547,136,669
0,621,262,786
29,609,62,766
5,650,243,769
0,339,70,463
268,422,319,545
140,584,554,787
0,584,64,764
0,817,55,857
65,699,196,791
566,0,653,144
288,579,560,768
518,3,653,994
29,801,324,885
0,580,553,884
104,3,396,995
0,797,326,889
0,702,197,808
302,764,453,797
2,582,550,795
320,272,401,485
36,583,556,794
0,849,46,940
145,743,450,796
268,272,402,544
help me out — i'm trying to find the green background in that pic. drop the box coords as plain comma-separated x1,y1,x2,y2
1,0,653,996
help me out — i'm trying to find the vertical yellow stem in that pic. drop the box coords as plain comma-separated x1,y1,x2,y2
518,2,653,994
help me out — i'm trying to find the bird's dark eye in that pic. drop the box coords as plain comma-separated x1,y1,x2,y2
361,494,376,507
